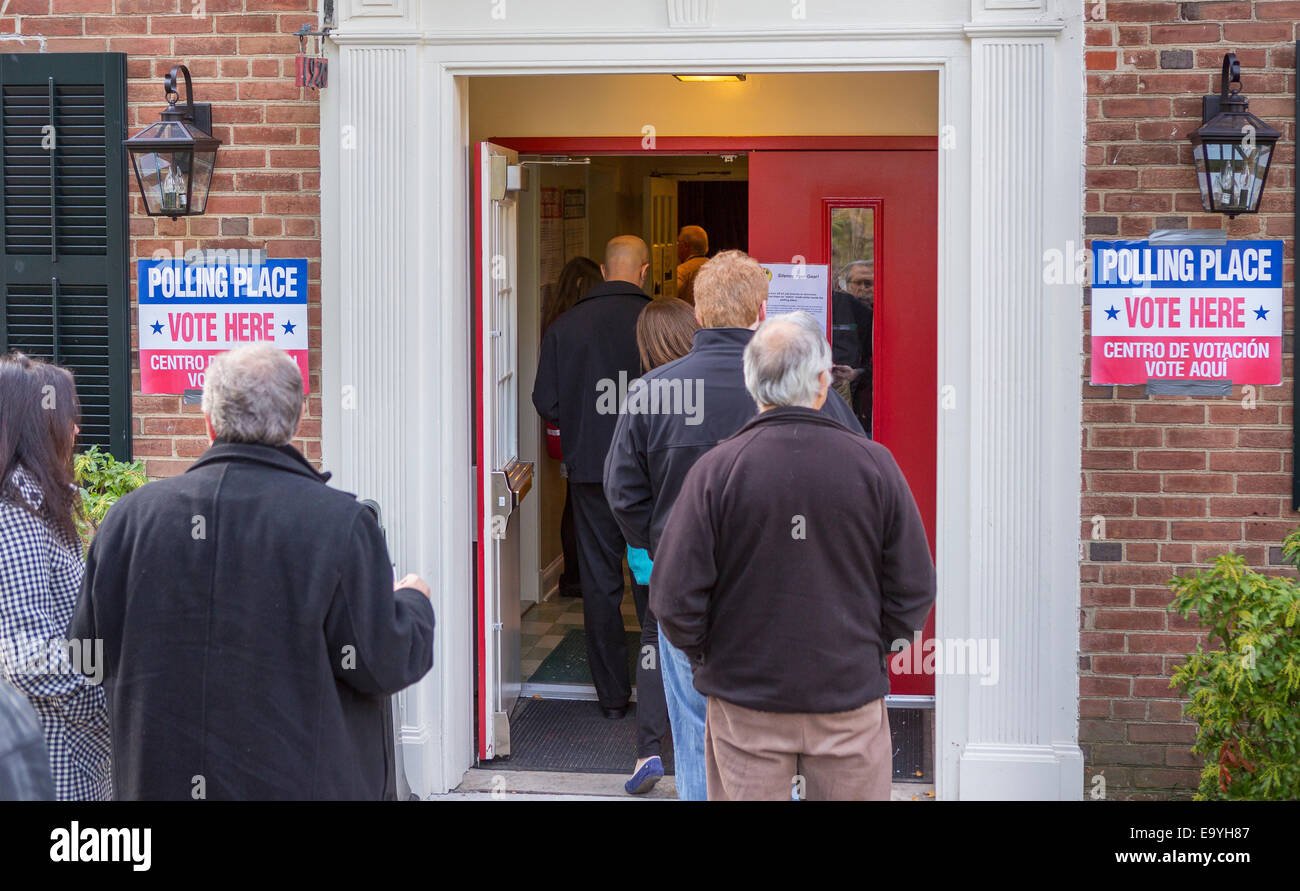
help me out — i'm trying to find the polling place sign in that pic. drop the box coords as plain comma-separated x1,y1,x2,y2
137,259,309,394
1090,240,1282,385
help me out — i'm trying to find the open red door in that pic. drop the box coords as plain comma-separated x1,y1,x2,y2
749,149,938,697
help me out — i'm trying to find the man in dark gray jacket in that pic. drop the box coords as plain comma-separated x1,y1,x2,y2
72,343,434,800
652,312,935,800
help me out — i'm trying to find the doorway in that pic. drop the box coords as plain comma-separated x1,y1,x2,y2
321,21,1087,798
473,137,937,783
477,151,750,775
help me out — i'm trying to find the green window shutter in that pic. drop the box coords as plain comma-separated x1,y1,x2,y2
0,53,130,460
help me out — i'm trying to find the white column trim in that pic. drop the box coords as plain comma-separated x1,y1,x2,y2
954,23,1084,800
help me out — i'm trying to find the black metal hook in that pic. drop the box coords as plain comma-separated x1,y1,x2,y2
163,64,196,118
1220,53,1241,100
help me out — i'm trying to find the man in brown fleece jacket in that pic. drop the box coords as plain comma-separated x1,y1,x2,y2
651,311,935,801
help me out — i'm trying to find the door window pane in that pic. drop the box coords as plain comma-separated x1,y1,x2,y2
829,206,874,435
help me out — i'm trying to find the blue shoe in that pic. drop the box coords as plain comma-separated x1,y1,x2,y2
624,756,664,795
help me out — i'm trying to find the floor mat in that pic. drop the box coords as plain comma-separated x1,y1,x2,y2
890,708,933,782
491,698,928,781
491,698,675,774
527,628,643,684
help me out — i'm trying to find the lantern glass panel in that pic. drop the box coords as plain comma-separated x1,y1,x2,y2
1247,143,1271,210
189,150,216,213
1193,129,1275,215
134,151,162,213
133,149,193,216
1192,143,1210,209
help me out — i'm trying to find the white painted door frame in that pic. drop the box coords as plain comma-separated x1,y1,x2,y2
320,0,1085,800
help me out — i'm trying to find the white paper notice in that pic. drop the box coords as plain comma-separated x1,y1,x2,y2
760,263,830,338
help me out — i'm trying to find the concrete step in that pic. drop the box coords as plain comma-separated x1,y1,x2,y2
434,768,935,801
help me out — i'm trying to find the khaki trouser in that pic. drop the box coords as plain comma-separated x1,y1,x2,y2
705,696,892,801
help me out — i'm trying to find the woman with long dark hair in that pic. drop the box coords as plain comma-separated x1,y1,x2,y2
0,352,112,800
542,255,602,333
544,256,603,598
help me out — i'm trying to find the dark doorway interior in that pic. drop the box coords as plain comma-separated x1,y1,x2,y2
678,179,748,255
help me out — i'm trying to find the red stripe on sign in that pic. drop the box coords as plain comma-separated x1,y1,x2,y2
140,349,311,394
1091,336,1281,384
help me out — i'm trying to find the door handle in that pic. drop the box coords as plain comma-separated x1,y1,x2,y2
489,459,534,522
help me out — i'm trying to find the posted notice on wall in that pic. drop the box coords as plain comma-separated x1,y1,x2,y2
137,259,310,394
759,262,831,339
1090,240,1282,385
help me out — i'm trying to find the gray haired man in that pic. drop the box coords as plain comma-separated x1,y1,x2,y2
72,343,435,800
651,312,935,800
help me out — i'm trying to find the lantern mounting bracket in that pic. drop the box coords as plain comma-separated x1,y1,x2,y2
1200,52,1242,124
162,64,212,136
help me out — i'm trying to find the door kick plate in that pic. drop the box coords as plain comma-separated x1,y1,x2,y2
492,711,511,757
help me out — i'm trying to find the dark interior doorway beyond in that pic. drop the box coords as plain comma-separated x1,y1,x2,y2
677,179,748,255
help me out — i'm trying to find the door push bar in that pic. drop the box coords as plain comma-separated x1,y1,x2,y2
489,459,534,522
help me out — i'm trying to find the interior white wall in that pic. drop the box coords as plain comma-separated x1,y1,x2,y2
467,72,938,142
322,0,1085,800
515,175,542,607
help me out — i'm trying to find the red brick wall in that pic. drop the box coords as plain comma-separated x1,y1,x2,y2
1,0,323,477
1083,0,1297,798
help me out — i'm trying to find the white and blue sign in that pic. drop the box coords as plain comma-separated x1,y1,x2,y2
1091,240,1282,384
137,258,309,393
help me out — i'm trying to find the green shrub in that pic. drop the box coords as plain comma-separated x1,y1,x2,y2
1167,535,1300,800
74,446,147,545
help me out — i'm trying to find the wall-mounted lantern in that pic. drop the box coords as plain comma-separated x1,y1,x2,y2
123,65,221,219
1189,53,1281,218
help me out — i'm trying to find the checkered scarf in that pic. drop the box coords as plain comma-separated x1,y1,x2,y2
0,465,112,801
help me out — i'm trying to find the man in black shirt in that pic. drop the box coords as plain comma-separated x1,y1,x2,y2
532,236,668,788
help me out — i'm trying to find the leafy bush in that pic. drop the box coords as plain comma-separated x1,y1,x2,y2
74,446,147,544
1168,535,1300,800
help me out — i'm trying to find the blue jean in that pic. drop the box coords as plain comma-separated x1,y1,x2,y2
659,623,707,801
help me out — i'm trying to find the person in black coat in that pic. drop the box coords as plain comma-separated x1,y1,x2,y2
70,343,435,800
531,236,668,771
542,256,603,598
